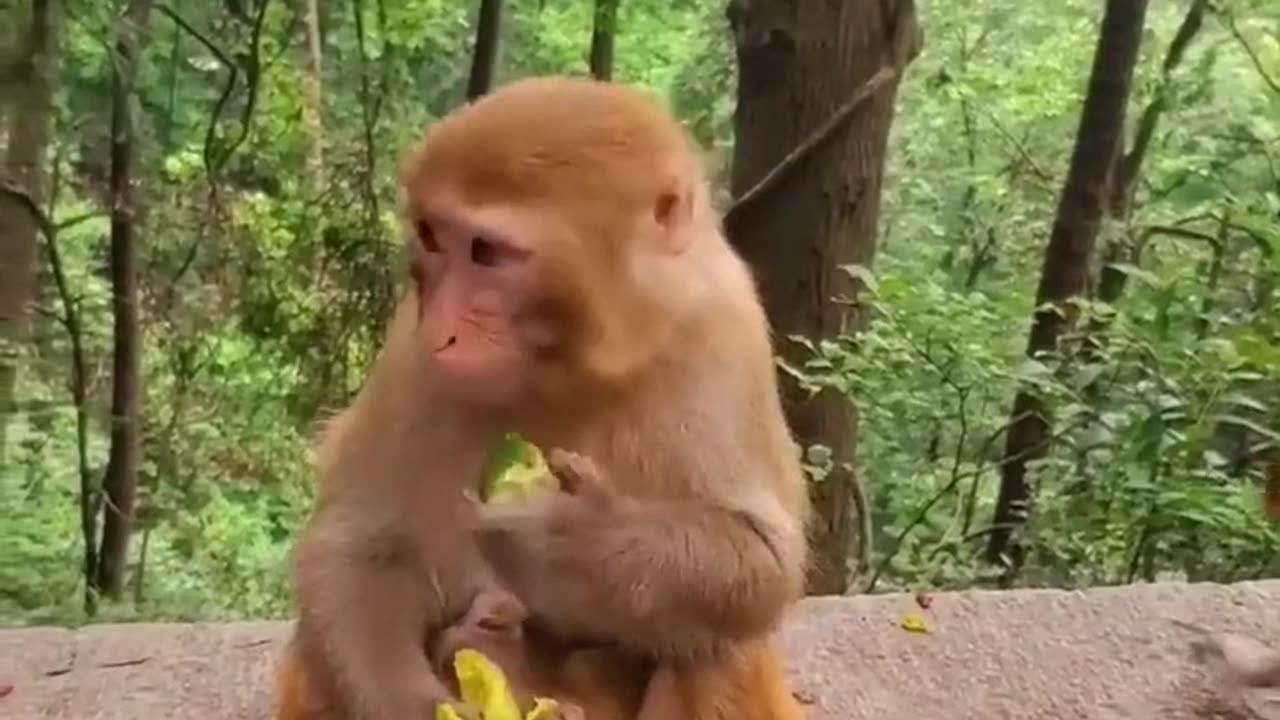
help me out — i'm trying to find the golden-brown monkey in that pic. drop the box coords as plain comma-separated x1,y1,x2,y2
276,75,810,720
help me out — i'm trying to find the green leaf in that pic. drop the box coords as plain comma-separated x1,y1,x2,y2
838,264,880,293
1106,262,1158,286
1212,415,1280,444
1221,393,1269,414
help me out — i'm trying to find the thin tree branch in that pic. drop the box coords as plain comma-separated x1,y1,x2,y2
1135,223,1220,255
39,201,98,612
1110,0,1208,213
56,212,104,232
982,109,1053,184
156,0,267,178
353,0,383,214
1220,10,1280,95
0,184,55,238
212,0,267,172
154,5,228,69
724,65,897,226
223,0,269,167
155,4,238,184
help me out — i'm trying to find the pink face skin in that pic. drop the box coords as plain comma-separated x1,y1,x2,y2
408,204,544,406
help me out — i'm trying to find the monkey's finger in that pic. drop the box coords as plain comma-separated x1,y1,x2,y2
460,487,486,515
469,589,529,627
554,700,586,720
546,449,611,506
545,448,589,492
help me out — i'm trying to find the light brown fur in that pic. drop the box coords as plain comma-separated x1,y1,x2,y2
275,75,810,720
426,588,804,720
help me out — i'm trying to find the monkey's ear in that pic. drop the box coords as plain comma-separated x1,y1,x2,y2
397,145,425,190
652,182,695,255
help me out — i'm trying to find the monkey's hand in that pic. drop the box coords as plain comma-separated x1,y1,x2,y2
475,449,629,533
292,514,468,720
472,450,631,641
474,452,804,660
544,448,624,514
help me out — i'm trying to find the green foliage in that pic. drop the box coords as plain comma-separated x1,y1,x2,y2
786,0,1280,591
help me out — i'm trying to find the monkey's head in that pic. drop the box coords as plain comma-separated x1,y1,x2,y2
399,76,724,407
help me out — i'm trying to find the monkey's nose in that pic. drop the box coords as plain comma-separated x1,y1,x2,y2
433,336,458,353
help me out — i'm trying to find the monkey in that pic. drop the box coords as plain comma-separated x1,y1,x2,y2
280,446,803,720
275,75,811,720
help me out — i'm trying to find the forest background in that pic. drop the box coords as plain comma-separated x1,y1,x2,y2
1,0,1277,626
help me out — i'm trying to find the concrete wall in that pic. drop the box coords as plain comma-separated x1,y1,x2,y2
2,580,1278,719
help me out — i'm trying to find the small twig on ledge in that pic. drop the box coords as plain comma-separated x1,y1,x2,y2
724,65,897,227
98,656,151,669
44,651,75,678
234,638,273,649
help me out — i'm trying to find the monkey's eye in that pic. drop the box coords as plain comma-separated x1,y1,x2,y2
416,221,440,252
470,237,500,267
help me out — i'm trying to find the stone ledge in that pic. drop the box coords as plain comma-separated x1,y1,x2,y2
2,580,1277,719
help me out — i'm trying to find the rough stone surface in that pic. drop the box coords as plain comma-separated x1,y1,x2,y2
1,581,1277,719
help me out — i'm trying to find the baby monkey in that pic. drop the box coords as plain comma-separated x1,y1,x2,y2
428,452,655,720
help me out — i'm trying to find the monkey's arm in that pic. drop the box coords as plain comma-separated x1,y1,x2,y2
292,515,458,718
476,487,804,660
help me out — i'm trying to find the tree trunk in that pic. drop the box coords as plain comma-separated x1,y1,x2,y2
301,0,325,194
95,0,152,599
0,0,61,472
588,0,619,81
726,0,919,595
466,0,503,101
985,0,1150,573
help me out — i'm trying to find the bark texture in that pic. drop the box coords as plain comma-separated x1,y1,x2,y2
0,0,61,472
301,0,325,193
589,0,619,80
466,0,503,100
96,0,152,599
727,0,919,594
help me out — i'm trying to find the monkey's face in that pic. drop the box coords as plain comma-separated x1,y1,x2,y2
400,76,716,401
406,200,565,408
